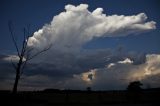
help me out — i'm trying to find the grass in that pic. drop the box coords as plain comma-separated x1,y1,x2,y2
0,88,160,105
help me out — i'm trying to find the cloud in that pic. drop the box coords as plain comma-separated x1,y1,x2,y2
107,63,116,68
1,52,160,90
107,58,133,69
76,69,96,83
72,54,160,90
0,4,158,90
118,58,133,64
28,4,156,52
2,55,26,62
128,54,160,81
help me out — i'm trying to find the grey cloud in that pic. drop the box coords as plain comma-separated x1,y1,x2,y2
1,52,159,90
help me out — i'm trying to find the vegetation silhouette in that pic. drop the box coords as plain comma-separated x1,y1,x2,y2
127,81,143,103
127,80,143,91
86,87,91,92
0,87,160,105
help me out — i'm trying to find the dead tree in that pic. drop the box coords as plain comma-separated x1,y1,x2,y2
8,22,52,94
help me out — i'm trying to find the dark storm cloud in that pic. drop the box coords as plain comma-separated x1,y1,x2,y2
0,48,150,90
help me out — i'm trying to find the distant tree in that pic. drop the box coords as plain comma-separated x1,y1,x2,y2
127,81,143,91
8,22,52,94
86,87,91,91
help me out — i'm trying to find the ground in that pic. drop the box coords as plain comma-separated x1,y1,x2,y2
0,88,160,106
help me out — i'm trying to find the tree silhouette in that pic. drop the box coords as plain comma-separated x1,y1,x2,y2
127,81,143,91
8,22,52,94
86,87,91,92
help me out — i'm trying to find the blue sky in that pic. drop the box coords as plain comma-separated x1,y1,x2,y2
0,0,160,90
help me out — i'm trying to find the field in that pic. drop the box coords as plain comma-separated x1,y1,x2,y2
0,88,160,106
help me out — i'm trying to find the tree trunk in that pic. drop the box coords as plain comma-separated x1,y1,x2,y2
12,69,20,94
12,57,22,94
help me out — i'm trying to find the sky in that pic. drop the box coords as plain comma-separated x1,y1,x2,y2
0,0,160,91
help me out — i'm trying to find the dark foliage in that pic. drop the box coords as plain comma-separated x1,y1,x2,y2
127,81,143,91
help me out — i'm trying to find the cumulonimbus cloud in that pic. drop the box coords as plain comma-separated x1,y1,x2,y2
28,4,156,51
1,4,158,90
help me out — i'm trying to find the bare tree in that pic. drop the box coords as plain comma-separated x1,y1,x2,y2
8,22,52,94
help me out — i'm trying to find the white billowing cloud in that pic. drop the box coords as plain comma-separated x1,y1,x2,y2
28,4,156,52
118,58,133,64
107,63,115,68
3,55,26,62
107,58,133,69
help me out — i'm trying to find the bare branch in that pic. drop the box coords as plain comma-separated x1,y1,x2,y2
20,60,27,75
21,27,32,57
10,58,17,70
20,51,31,75
26,44,52,61
25,47,33,55
27,24,30,36
21,28,27,56
8,21,20,57
22,26,33,56
23,28,26,41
